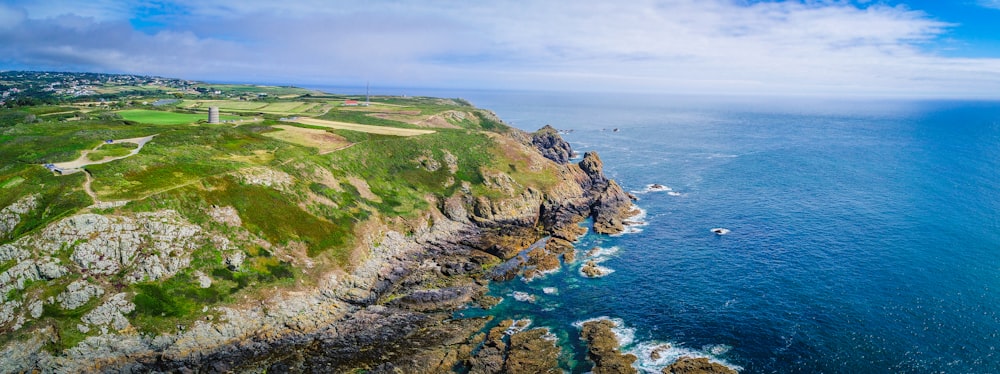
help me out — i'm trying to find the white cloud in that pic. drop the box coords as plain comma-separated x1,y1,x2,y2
2,0,1000,98
978,0,1000,10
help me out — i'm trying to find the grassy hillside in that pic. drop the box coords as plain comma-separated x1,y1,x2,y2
0,88,559,353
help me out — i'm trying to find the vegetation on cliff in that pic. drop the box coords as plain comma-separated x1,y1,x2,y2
0,73,642,373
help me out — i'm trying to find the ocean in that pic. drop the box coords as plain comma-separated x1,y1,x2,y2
308,85,1000,372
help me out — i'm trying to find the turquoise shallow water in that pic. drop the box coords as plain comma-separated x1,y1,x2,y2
314,86,1000,372
445,92,1000,373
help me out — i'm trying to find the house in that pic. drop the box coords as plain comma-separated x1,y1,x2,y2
343,99,359,106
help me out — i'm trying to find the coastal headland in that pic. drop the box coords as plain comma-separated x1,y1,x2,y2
0,74,661,373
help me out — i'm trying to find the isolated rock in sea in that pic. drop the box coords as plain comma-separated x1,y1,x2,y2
532,125,574,164
650,184,670,191
579,319,638,374
649,343,673,360
662,356,737,374
581,259,612,278
711,228,730,235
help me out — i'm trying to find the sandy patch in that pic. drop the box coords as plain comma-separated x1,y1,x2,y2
292,117,435,137
347,176,382,203
263,125,352,154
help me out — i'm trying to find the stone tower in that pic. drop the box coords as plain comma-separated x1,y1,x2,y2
208,106,220,124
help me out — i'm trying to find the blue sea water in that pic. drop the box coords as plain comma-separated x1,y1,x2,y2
439,92,1000,373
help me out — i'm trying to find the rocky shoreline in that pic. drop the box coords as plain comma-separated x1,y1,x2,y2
1,125,650,373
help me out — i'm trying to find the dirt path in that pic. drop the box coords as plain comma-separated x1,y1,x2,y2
52,134,158,171
82,170,99,203
291,117,435,136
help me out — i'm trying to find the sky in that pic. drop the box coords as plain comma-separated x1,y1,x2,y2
2,0,1000,98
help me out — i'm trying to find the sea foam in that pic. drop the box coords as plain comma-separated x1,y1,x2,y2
572,317,636,347
629,341,742,373
613,205,649,236
632,183,673,194
571,317,742,373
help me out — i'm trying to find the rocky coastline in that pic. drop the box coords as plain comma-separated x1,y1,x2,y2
0,124,647,373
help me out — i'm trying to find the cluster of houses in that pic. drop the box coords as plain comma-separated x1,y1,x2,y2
42,82,96,96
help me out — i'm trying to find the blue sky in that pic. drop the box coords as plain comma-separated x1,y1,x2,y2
2,0,1000,98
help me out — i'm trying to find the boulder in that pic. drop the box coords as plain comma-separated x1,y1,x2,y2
579,319,638,374
532,125,574,164
662,356,737,374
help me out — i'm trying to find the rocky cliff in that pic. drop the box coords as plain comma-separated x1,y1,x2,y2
0,125,640,373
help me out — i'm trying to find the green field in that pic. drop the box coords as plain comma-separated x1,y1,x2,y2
117,109,239,125
118,109,206,124
86,142,138,161
181,100,322,115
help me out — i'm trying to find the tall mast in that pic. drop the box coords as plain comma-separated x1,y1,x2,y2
365,81,370,106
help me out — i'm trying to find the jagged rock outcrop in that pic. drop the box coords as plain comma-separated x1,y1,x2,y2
235,167,293,190
0,122,643,373
577,152,639,235
79,293,134,334
581,259,612,278
467,319,560,374
580,319,638,374
532,125,573,164
0,194,37,239
13,211,204,282
663,356,738,374
56,280,104,310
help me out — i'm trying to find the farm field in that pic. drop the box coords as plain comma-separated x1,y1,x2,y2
181,100,328,115
118,109,239,125
291,117,436,136
262,125,351,154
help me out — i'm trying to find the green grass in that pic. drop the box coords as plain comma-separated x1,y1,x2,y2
23,106,77,115
86,142,137,161
128,246,298,334
189,101,267,111
38,290,99,352
0,91,574,352
204,84,319,97
118,109,207,125
0,168,91,243
86,125,279,200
